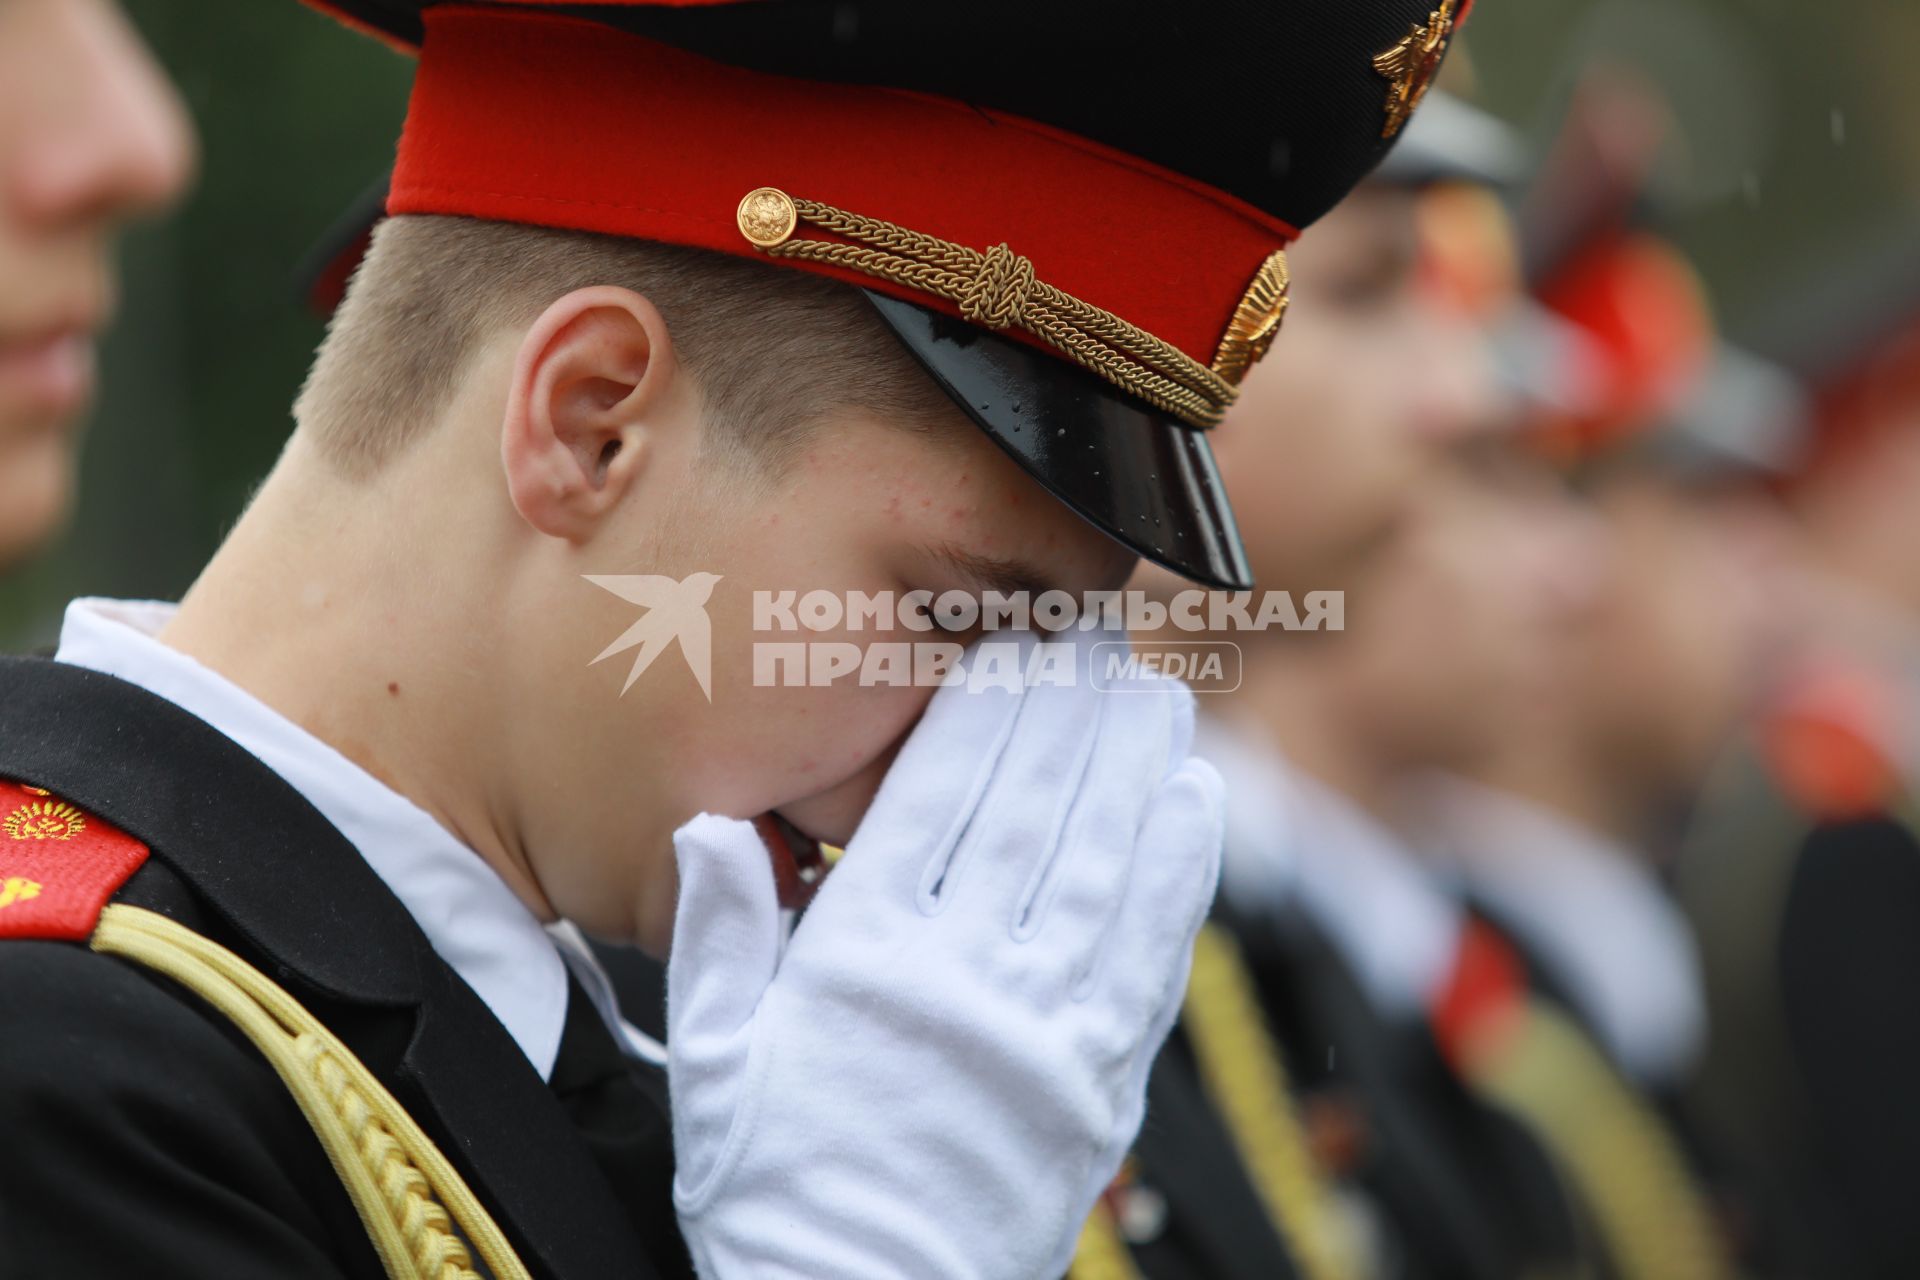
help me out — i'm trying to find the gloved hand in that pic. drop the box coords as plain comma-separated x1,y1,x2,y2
666,633,1225,1279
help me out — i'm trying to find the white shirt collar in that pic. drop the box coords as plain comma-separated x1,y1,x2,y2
1193,713,1303,910
1197,713,1462,1019
53,597,664,1076
1412,774,1705,1085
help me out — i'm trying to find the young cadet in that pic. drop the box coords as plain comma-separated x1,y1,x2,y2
1416,340,1792,1097
0,2,1468,1278
1197,390,1603,1276
0,0,194,569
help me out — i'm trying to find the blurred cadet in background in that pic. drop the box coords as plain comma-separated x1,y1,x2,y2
1406,75,1804,1277
1412,73,1794,1103
1678,229,1920,1280
1134,75,1769,1277
0,0,194,570
1122,91,1623,1280
1417,352,1791,1100
1098,92,1528,1280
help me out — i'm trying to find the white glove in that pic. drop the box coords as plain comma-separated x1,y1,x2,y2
666,634,1225,1279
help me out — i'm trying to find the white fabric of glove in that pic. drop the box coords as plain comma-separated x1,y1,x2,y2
666,633,1225,1279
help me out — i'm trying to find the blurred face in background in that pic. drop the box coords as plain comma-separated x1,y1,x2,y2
0,0,194,567
1572,473,1778,793
1211,181,1505,595
1340,440,1606,771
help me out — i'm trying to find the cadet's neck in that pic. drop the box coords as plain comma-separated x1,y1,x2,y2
1462,733,1649,851
1235,642,1402,819
159,432,561,925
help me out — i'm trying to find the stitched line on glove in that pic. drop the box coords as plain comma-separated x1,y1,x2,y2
917,684,1033,913
1013,702,1106,944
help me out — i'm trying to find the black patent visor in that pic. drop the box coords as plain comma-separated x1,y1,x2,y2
864,292,1254,590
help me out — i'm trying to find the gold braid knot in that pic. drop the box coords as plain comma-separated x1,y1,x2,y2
959,244,1035,329
736,187,1244,428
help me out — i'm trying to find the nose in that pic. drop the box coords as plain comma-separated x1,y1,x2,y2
8,0,196,229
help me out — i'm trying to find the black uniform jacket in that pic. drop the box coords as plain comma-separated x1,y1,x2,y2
1682,736,1920,1279
0,655,693,1280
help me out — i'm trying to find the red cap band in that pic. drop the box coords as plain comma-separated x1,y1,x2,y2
390,5,1299,369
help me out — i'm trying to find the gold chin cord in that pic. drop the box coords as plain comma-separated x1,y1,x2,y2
735,187,1289,431
91,904,532,1280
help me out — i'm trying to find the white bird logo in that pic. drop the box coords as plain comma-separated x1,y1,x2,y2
584,572,723,701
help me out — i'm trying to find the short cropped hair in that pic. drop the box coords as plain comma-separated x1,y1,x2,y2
293,214,956,475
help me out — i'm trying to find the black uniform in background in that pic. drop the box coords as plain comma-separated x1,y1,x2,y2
1680,730,1920,1279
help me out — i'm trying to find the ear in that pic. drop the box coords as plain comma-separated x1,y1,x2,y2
501,285,679,542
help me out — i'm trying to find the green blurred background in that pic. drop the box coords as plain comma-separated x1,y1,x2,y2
2,0,1914,645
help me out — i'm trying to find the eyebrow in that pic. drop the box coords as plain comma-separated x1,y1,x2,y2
922,542,1060,601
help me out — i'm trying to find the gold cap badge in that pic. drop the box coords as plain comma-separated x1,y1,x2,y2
1374,0,1457,140
737,187,799,248
1211,251,1291,387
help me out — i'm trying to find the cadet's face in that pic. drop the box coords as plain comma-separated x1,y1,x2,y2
0,0,193,565
1575,476,1778,787
725,416,1128,836
616,407,1135,869
1344,444,1604,769
1210,185,1497,593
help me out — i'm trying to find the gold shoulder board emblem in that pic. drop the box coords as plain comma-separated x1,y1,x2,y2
1211,250,1291,387
1374,0,1457,140
4,800,86,841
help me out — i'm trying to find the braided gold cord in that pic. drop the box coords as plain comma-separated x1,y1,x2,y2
306,1040,476,1280
1182,924,1355,1280
1459,999,1732,1280
92,905,532,1280
788,196,1237,406
740,189,1241,428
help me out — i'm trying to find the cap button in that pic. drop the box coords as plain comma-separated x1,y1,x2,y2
737,187,798,248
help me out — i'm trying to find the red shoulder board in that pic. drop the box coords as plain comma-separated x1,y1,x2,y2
1429,917,1526,1073
0,779,148,941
